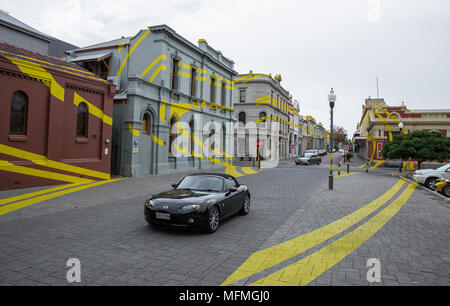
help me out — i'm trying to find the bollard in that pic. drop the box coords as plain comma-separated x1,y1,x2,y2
347,163,350,174
366,162,369,173
338,163,341,176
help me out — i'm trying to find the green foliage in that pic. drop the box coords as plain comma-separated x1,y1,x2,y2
380,131,450,168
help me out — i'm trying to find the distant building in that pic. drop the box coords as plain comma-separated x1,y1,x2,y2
353,97,450,162
233,73,293,161
0,10,78,58
0,42,115,190
66,25,237,177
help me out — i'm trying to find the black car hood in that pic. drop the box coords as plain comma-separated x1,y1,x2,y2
152,189,218,203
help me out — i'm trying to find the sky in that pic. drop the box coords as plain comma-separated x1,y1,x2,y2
2,0,449,135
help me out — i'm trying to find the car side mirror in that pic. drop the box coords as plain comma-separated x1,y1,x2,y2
171,183,178,189
229,187,238,192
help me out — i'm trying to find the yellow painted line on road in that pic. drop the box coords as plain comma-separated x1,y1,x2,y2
221,179,406,286
225,164,244,178
251,182,417,286
370,160,384,169
241,167,259,175
0,160,95,184
0,144,110,180
333,172,359,178
0,179,125,216
0,184,79,206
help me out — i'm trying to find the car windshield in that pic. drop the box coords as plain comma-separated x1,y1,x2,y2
176,175,224,192
435,163,450,171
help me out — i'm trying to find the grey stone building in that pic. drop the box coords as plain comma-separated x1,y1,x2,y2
67,25,237,177
0,10,77,57
233,73,291,161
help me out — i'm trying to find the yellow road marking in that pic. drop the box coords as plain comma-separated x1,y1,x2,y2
251,182,417,286
221,179,406,286
0,160,95,184
0,184,79,206
225,165,244,178
0,144,111,180
333,172,359,178
0,179,125,216
241,167,259,175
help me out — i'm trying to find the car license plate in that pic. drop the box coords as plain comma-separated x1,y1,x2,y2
156,212,171,220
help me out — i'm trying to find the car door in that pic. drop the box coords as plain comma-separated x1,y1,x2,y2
223,177,241,216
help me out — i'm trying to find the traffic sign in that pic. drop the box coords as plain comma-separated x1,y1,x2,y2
344,145,349,151
256,140,262,148
290,144,295,149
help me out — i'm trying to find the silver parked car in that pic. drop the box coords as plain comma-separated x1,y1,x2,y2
412,163,450,190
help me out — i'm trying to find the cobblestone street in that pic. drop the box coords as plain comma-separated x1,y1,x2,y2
0,158,449,286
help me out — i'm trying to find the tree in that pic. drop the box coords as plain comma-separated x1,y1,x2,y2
380,131,450,169
332,126,350,149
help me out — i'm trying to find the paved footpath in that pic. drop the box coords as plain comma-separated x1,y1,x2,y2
0,161,449,286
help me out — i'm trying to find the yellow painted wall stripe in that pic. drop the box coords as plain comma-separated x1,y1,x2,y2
141,54,167,78
0,144,110,180
6,56,65,102
0,183,78,206
152,134,164,146
221,179,406,286
128,123,140,137
159,103,166,123
0,179,124,216
374,111,393,141
74,92,112,126
149,64,167,83
117,28,151,77
0,160,95,184
251,182,417,286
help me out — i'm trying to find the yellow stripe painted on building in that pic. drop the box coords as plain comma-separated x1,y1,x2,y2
251,182,417,286
159,103,166,123
149,64,167,83
128,123,140,137
0,184,80,206
374,111,393,141
6,56,65,102
221,179,406,286
152,134,164,146
141,54,167,78
0,160,95,184
0,179,125,216
0,144,111,180
74,92,112,126
367,135,376,164
117,28,151,77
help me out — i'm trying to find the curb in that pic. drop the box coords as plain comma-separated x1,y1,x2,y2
399,176,450,204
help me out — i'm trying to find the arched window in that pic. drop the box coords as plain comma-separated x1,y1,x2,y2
10,91,28,134
259,112,267,122
169,117,177,156
142,113,151,135
238,112,246,125
76,102,88,137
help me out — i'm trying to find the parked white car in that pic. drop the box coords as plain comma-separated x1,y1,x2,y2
412,163,450,190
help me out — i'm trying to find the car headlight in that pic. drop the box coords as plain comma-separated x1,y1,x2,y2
146,199,155,208
181,204,200,212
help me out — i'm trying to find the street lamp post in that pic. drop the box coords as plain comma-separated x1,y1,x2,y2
398,122,404,172
328,88,336,190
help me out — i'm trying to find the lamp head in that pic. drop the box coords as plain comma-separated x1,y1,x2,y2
328,88,336,108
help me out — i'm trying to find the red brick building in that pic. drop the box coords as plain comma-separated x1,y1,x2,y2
0,43,115,190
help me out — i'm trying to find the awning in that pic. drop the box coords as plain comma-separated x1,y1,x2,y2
69,51,112,63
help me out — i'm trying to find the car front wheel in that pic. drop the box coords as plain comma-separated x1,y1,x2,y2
443,185,450,197
205,205,220,233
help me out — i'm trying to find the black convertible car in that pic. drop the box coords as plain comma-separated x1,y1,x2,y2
144,173,250,233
